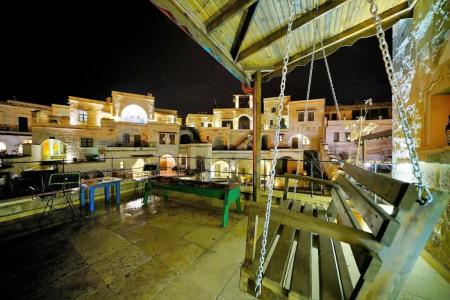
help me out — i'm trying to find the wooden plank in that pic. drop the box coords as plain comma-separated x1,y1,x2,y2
283,175,290,200
333,240,353,300
264,201,302,294
284,173,337,188
261,1,412,80
342,162,410,206
244,211,259,265
205,0,258,32
330,186,360,230
149,0,252,85
237,0,350,62
252,71,262,202
289,204,313,300
246,201,382,254
249,199,291,275
337,175,400,245
318,210,343,300
355,188,449,299
230,1,258,60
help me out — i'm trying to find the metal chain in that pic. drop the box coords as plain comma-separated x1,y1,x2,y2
292,20,317,199
321,39,342,121
254,0,296,297
367,0,432,205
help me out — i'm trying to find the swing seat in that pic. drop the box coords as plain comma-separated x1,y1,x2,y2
240,163,448,299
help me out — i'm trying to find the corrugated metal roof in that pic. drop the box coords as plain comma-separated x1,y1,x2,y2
150,0,415,84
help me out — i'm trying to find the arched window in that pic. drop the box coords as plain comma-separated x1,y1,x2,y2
238,116,250,129
121,104,148,124
180,134,192,144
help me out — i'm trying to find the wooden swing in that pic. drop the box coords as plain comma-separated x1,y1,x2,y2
240,1,447,299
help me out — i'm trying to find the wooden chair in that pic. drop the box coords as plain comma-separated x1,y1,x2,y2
241,162,448,299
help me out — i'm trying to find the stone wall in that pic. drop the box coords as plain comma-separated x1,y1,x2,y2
391,0,450,269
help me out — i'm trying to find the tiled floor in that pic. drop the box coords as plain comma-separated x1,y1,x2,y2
0,195,448,300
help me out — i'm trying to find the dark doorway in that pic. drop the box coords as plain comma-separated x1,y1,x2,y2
18,117,28,132
262,135,269,150
238,116,250,129
134,135,141,147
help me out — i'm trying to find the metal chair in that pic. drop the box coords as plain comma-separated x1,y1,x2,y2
38,172,81,227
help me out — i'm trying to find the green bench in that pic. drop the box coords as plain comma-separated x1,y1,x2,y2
143,177,241,227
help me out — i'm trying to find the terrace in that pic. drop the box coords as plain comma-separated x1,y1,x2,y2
1,194,448,299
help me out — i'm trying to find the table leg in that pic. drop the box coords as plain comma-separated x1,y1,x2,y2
115,182,120,206
80,187,85,207
89,186,95,212
105,185,110,202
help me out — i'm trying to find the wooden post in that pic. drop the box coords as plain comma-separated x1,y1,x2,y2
252,71,262,202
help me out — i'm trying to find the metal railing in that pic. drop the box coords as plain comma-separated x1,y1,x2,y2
0,155,393,202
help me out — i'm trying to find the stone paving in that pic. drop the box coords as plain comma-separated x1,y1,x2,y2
0,195,448,300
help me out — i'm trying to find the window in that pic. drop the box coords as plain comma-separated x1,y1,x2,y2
298,111,304,122
270,120,273,126
333,132,340,142
308,111,314,121
271,107,276,113
169,134,175,145
331,113,338,120
78,110,88,123
159,134,166,144
345,132,351,142
201,122,204,127
279,134,284,142
180,156,187,167
80,138,93,148
123,133,130,144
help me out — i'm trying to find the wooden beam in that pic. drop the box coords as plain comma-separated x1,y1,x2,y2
237,0,349,62
149,0,251,85
252,71,262,202
230,1,258,61
261,1,412,81
206,0,258,33
246,201,382,253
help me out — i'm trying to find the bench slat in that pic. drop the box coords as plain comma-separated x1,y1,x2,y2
329,186,361,230
289,204,313,300
337,175,400,245
250,199,291,275
333,240,354,299
318,210,343,300
265,201,301,292
342,163,409,206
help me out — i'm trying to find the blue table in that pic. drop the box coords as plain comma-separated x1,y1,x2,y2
80,177,122,212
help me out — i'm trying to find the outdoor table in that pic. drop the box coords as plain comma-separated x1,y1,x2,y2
80,177,122,212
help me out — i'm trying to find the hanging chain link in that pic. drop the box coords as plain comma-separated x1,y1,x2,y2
367,0,432,205
321,40,341,121
254,0,296,297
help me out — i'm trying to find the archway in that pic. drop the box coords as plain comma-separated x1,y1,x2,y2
289,134,310,148
159,154,176,175
41,138,65,160
211,160,230,179
238,115,250,129
275,156,296,175
180,134,192,144
212,136,226,150
121,104,148,124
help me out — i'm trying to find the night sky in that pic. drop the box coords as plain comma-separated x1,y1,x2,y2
0,0,391,118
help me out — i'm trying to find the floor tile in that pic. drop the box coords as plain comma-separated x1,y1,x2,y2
184,226,225,248
152,275,215,300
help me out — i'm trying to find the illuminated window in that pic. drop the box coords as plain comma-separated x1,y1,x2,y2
345,132,351,142
78,110,88,122
279,134,284,142
80,138,93,148
159,134,166,144
120,161,124,169
121,104,148,124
